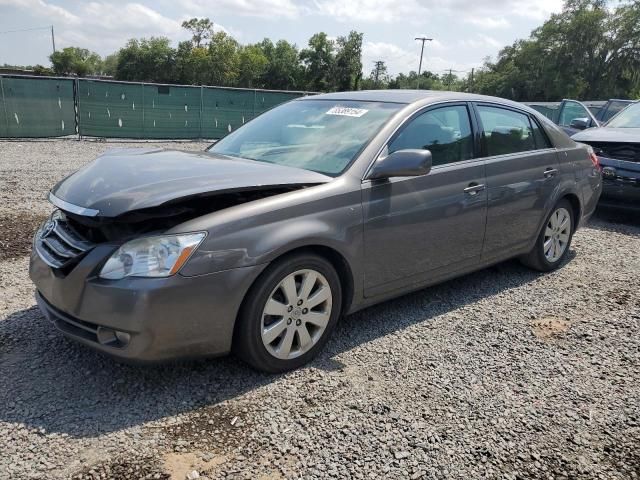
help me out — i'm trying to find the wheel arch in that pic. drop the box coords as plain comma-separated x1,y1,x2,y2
231,244,356,346
562,192,582,232
528,189,583,254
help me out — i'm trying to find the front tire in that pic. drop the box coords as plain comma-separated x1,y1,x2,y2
520,199,575,272
233,252,342,373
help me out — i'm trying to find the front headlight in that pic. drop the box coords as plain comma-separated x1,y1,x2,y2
99,232,206,280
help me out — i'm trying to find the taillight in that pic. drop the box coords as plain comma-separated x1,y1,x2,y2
587,146,601,171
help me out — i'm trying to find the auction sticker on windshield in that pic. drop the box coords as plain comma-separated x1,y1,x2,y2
326,106,369,117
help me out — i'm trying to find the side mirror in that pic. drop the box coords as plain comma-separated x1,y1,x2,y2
569,118,589,130
368,149,432,180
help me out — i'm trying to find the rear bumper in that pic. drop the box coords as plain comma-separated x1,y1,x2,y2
30,248,266,362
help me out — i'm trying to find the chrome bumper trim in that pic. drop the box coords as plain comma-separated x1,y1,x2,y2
48,192,99,217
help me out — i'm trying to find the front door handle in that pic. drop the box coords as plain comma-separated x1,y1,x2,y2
544,168,559,178
464,183,486,195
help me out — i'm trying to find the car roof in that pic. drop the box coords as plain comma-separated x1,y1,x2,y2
299,89,529,109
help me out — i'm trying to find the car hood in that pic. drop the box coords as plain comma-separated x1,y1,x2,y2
50,148,332,217
572,127,640,143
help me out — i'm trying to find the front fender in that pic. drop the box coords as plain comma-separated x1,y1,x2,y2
176,184,364,279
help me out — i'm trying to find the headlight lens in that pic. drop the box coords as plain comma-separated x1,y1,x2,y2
99,232,206,280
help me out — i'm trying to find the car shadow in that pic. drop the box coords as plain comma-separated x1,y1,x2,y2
591,206,640,231
0,254,574,438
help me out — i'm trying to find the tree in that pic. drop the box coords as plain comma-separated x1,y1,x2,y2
49,47,102,76
206,31,240,86
102,53,119,77
238,44,269,88
181,18,215,48
115,37,176,83
361,60,389,89
472,0,640,100
334,31,363,91
387,70,449,90
258,39,303,90
300,32,335,91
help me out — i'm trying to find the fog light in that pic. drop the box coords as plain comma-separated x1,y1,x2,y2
96,327,130,347
96,327,117,345
115,331,131,346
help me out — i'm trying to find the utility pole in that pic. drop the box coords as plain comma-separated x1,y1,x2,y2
373,60,384,86
51,25,56,55
443,68,463,89
414,36,432,89
469,68,474,92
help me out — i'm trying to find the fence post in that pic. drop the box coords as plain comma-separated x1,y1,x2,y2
141,82,145,139
253,89,257,119
0,76,10,137
74,78,80,140
199,85,204,140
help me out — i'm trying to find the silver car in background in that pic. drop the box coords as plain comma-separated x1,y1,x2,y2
30,90,602,372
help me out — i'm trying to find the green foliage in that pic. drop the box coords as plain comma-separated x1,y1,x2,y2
238,44,269,88
101,53,119,77
38,2,640,99
49,47,102,76
361,61,390,89
115,37,176,83
300,32,336,91
257,39,304,90
206,32,241,86
470,0,640,100
181,18,215,48
334,31,364,91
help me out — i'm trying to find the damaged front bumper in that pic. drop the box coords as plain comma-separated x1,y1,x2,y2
29,246,266,362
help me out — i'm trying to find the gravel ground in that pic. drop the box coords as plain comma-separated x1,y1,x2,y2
1,140,639,480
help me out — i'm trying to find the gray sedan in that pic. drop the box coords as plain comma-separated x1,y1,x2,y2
30,90,602,372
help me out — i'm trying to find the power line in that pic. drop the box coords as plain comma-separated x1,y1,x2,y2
0,24,56,56
0,26,52,35
414,36,432,89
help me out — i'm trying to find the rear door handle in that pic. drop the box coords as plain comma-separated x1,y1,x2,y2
544,168,559,178
464,183,486,195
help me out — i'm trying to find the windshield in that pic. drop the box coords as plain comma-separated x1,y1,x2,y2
606,102,640,128
208,99,402,176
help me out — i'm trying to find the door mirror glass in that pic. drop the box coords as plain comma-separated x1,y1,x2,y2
368,149,432,180
569,117,589,130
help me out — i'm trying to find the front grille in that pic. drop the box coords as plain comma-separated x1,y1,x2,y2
586,142,640,163
35,211,95,269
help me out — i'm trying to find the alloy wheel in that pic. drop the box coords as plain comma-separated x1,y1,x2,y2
544,207,571,263
260,269,333,360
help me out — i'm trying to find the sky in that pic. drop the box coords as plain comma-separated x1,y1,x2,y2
0,0,564,77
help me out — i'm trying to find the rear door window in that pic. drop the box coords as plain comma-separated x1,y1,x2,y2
476,105,536,156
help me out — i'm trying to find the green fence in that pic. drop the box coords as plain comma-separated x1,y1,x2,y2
0,75,310,139
0,76,76,138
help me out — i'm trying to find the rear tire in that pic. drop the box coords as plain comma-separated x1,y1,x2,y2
233,252,342,373
520,199,575,272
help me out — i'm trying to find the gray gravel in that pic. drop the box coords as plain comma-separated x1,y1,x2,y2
1,140,639,480
0,139,210,217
